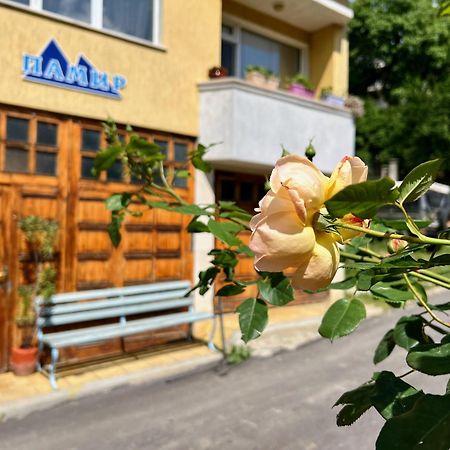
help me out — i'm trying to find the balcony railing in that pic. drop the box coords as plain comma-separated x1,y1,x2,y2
198,78,355,174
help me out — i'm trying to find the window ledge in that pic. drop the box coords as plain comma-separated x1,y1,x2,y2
0,0,166,52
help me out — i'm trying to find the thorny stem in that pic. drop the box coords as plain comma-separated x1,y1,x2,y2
335,221,450,246
410,271,450,290
398,369,415,379
157,161,187,205
403,273,450,328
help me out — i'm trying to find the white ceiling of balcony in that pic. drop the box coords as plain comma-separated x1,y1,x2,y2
232,0,353,32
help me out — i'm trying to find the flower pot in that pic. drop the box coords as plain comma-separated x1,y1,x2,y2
10,346,38,376
321,94,346,107
245,71,267,88
266,77,280,90
288,83,315,98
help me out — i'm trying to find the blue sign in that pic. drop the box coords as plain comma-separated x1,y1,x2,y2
22,39,127,100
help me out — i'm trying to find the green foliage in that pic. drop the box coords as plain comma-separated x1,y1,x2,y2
376,394,450,450
325,178,399,218
393,316,430,350
318,298,366,341
288,73,314,90
236,298,268,343
257,272,294,306
226,345,252,365
189,143,213,173
373,330,396,364
406,343,450,375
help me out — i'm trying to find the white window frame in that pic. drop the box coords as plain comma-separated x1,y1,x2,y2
2,0,162,47
222,14,309,79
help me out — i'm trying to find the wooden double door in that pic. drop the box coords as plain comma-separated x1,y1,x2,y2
0,106,194,371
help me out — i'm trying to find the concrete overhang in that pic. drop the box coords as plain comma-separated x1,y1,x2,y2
230,0,353,32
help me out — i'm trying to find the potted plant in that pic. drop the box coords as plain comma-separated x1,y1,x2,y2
287,74,315,98
265,69,280,90
9,216,58,376
320,86,346,107
245,65,268,88
208,66,229,79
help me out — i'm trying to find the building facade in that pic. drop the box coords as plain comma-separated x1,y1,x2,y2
0,0,354,371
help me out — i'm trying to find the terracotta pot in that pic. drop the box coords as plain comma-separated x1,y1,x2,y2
266,77,280,90
288,83,315,98
245,71,267,88
10,346,38,376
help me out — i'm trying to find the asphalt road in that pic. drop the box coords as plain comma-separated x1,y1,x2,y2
1,292,448,450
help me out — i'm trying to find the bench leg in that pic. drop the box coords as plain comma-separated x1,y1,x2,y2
36,338,44,372
207,316,218,352
48,347,59,390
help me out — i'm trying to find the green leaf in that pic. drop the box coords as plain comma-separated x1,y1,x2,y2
190,143,213,173
370,283,413,302
397,159,442,204
319,298,366,342
187,217,209,233
371,371,420,420
108,212,124,247
393,316,427,350
380,219,431,231
208,220,243,247
374,329,396,364
376,394,450,450
357,270,375,291
429,254,450,266
406,343,450,376
216,284,245,297
236,298,268,343
325,178,399,219
330,277,357,290
146,201,213,216
190,267,220,296
257,272,294,306
430,301,450,312
334,383,376,426
92,145,122,177
106,193,131,211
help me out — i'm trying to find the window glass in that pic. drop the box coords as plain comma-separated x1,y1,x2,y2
82,129,101,151
5,148,28,173
36,152,57,176
154,139,168,159
43,0,91,23
240,182,254,202
174,143,188,163
221,41,236,76
103,0,153,40
173,175,187,189
7,117,29,143
10,0,29,4
107,160,123,182
240,30,300,80
220,179,235,201
37,122,58,146
81,156,95,179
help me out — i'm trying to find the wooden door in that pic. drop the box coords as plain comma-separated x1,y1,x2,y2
0,186,12,371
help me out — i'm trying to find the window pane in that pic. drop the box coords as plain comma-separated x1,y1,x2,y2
240,182,254,202
7,117,29,143
154,139,168,159
240,30,300,80
37,122,58,146
174,143,188,163
81,156,95,179
103,0,153,40
107,160,123,182
221,41,236,76
173,176,187,189
82,129,101,151
5,148,28,173
36,152,57,176
220,179,235,201
43,0,91,23
10,0,29,5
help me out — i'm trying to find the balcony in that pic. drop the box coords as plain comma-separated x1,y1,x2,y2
198,78,355,174
228,0,353,32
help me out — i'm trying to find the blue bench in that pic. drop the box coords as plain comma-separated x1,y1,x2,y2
35,280,217,389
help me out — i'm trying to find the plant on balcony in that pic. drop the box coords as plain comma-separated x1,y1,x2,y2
287,74,315,98
10,216,58,376
245,65,270,88
320,86,346,107
265,69,280,90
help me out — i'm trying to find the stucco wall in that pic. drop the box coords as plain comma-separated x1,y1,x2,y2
0,2,221,136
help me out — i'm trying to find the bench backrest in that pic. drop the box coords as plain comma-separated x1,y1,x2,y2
36,280,192,328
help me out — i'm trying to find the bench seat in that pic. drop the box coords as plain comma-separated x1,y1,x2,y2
35,281,217,389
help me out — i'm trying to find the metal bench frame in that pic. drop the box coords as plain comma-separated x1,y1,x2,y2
35,280,217,389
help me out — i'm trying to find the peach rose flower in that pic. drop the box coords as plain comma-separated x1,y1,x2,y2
249,155,368,290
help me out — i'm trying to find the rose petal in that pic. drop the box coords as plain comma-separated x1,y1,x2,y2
291,232,339,290
327,156,368,199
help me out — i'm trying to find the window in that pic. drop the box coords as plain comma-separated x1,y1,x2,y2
221,22,303,81
2,115,59,176
80,128,101,179
7,0,160,43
